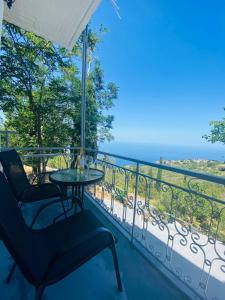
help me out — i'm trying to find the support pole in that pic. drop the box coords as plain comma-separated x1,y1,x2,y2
80,25,88,151
5,131,9,148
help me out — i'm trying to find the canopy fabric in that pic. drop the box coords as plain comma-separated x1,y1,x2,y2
3,0,101,50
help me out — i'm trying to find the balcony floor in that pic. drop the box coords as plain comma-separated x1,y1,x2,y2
0,198,189,300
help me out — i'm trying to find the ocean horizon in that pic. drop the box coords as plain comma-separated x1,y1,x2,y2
99,142,225,163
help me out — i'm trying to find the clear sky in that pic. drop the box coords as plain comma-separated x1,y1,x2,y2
91,0,225,147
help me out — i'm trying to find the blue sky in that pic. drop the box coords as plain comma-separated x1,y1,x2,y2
91,0,225,147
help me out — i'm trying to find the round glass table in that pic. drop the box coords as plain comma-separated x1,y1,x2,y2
49,168,104,214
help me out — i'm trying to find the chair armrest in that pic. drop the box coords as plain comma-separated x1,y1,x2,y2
30,197,69,228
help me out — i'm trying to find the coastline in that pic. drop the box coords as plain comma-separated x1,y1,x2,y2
100,142,225,163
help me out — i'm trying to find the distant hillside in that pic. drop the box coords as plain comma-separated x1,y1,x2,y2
154,159,225,177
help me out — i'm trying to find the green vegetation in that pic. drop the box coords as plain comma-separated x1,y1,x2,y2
203,107,225,148
0,22,117,149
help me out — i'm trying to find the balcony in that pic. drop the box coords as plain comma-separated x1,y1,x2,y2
1,146,225,300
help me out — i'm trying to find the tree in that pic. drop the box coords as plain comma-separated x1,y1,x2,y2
0,22,118,149
203,108,225,146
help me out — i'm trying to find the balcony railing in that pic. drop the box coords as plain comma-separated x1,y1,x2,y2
3,146,225,300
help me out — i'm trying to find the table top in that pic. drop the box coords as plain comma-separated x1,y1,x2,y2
49,168,104,186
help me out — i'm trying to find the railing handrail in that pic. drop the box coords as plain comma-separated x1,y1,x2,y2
2,146,225,186
1,146,80,151
87,148,225,186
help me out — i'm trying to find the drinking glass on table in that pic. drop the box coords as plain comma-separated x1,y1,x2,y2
85,155,93,176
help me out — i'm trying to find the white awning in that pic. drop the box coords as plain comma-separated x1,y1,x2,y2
2,0,101,50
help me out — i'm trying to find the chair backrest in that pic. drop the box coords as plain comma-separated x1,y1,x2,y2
0,150,30,199
0,172,48,285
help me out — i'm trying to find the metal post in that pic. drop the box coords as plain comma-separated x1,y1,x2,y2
5,131,9,148
80,25,88,150
131,162,139,242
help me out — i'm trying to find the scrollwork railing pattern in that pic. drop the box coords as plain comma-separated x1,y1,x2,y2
87,152,225,300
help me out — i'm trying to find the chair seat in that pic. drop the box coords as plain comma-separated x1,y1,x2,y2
29,210,113,286
20,183,61,203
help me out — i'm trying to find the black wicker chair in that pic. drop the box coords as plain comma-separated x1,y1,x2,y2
0,172,122,300
0,149,68,223
0,149,69,283
0,149,62,203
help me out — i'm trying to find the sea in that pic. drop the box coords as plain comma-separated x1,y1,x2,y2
99,142,225,164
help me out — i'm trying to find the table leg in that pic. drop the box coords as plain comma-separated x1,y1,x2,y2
72,185,85,212
53,186,74,223
73,186,78,214
81,185,85,210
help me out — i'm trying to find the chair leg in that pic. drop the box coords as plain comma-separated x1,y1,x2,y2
110,243,123,292
35,285,45,300
6,262,16,284
6,202,23,284
53,198,74,223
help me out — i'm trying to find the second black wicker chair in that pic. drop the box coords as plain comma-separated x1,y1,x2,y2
0,149,61,204
0,149,69,232
0,149,68,283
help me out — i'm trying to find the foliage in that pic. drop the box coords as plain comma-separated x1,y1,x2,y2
203,107,225,147
0,22,118,149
